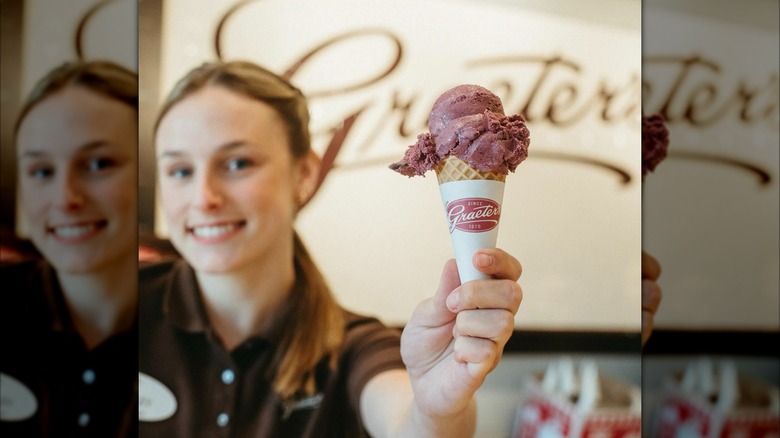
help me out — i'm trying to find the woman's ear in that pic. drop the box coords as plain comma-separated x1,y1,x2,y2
296,149,321,209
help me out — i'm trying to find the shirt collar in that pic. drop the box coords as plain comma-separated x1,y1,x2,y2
35,260,73,333
163,259,294,346
164,259,210,333
40,260,138,339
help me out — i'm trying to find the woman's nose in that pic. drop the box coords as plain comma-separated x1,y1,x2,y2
54,171,87,211
193,172,223,210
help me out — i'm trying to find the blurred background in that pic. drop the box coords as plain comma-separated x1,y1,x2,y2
642,0,779,436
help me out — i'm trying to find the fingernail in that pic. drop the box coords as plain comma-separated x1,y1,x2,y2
476,254,493,268
446,291,460,310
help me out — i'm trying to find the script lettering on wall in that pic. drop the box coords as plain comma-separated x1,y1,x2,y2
644,55,778,186
214,1,642,191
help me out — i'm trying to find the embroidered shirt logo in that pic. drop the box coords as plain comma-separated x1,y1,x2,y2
281,393,324,420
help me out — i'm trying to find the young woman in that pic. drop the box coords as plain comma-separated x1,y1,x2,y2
1,61,138,437
139,61,523,437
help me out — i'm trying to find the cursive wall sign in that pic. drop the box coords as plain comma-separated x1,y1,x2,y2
643,56,778,127
207,1,641,192
74,0,117,61
644,54,778,185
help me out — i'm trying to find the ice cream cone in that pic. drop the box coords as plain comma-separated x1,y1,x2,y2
435,156,506,283
434,155,507,184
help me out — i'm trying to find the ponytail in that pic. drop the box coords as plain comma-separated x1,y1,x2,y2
271,232,345,400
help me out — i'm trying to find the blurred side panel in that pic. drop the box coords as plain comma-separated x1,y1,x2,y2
643,0,779,436
0,0,25,262
138,0,162,234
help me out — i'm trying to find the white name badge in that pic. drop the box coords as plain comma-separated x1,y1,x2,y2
0,373,38,421
138,373,177,422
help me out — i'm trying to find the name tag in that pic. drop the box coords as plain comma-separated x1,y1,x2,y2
0,373,38,422
138,373,177,422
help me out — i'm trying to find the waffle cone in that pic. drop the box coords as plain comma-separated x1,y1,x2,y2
434,156,506,184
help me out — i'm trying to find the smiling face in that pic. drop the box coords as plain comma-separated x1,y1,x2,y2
155,86,316,274
16,86,138,274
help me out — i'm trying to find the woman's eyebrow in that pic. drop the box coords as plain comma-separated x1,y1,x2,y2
159,140,253,159
20,140,111,158
78,140,112,152
218,140,253,152
158,150,186,159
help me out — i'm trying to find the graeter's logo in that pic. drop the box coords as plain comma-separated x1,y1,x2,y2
445,198,501,233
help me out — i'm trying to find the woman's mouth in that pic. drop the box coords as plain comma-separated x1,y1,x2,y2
188,221,246,242
47,220,108,243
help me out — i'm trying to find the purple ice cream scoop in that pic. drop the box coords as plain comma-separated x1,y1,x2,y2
642,114,669,179
390,84,530,177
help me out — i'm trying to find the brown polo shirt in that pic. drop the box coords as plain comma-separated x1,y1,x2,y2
0,260,137,437
138,259,405,437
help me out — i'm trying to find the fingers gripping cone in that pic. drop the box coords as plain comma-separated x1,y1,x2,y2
435,156,505,283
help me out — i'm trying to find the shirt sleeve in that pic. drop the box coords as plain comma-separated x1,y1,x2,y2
341,313,406,415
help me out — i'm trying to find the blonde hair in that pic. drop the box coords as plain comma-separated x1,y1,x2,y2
14,61,138,138
155,61,345,400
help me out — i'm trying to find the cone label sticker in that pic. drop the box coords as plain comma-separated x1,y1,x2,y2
439,180,504,283
445,198,501,233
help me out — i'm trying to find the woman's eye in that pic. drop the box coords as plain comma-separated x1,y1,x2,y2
168,166,193,179
28,166,54,179
226,158,253,172
85,157,117,172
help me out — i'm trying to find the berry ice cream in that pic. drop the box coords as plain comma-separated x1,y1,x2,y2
642,114,669,179
390,84,530,177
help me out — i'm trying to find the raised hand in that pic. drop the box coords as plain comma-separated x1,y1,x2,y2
400,248,523,417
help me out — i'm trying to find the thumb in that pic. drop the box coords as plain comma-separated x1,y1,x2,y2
409,259,461,327
431,258,462,315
